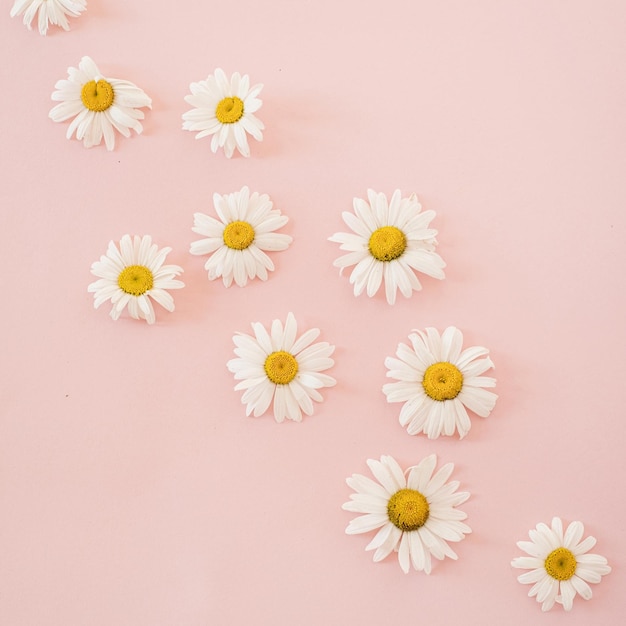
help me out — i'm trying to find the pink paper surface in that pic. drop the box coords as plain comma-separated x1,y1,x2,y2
1,1,625,624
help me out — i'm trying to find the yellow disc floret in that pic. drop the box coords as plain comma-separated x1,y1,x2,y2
264,351,299,385
422,362,464,401
368,226,407,262
223,221,255,250
81,79,115,112
117,265,154,296
544,547,577,581
215,96,245,124
387,489,430,531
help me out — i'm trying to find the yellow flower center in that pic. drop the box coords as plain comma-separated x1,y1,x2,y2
81,79,115,112
117,265,154,296
264,351,299,385
223,221,255,250
368,226,407,262
422,362,464,401
387,489,430,531
215,96,245,124
544,547,577,581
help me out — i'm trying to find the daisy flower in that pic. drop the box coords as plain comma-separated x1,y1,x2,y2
190,186,292,287
49,56,152,151
10,0,86,36
511,517,611,611
227,313,336,422
328,189,445,305
382,326,497,439
182,68,263,158
88,235,184,324
343,454,470,574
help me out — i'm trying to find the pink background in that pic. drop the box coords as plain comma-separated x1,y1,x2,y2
1,1,625,624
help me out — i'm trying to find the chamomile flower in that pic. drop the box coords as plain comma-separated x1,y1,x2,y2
88,235,184,324
10,0,86,35
227,313,336,422
383,326,497,439
182,68,264,158
190,186,292,287
49,56,152,151
343,454,470,574
511,517,611,611
329,189,445,305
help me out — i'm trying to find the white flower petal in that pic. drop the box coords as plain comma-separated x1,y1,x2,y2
397,532,411,574
559,579,577,611
563,520,584,549
365,522,394,551
372,525,402,562
455,386,498,418
515,568,546,584
572,535,596,555
570,575,593,600
409,530,428,572
346,474,391,500
366,458,401,494
345,513,388,535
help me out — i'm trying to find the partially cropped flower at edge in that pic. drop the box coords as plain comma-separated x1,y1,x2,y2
10,0,86,35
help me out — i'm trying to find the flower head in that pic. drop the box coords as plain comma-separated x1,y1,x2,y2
49,56,152,151
182,68,263,158
511,517,611,611
190,186,292,287
88,235,184,324
329,189,445,305
227,313,335,422
383,326,497,439
343,454,470,574
11,0,86,35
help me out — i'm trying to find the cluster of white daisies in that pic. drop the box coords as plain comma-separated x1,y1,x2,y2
47,56,263,157
344,455,611,613
89,183,450,319
16,3,611,612
88,226,612,610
